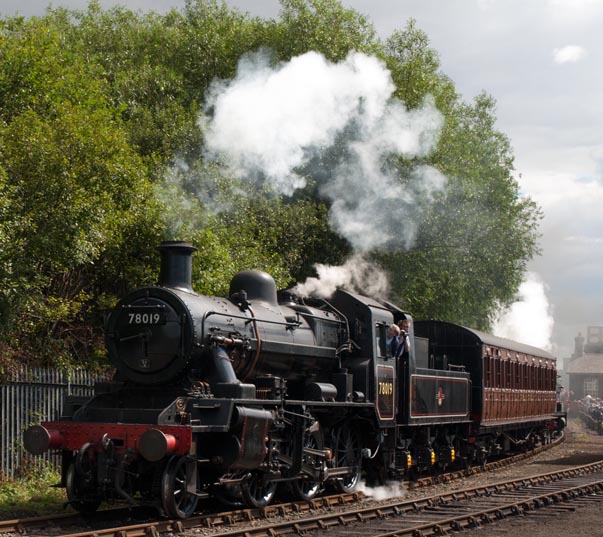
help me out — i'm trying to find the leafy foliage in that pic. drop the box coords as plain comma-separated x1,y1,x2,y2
0,459,65,517
0,15,154,367
386,19,457,112
273,0,380,61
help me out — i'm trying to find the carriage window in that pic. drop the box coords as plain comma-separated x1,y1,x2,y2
522,363,528,389
501,360,507,389
537,364,542,390
536,367,541,390
491,357,496,387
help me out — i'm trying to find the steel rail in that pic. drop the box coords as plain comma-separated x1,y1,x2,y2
15,492,362,537
205,457,603,537
370,476,603,536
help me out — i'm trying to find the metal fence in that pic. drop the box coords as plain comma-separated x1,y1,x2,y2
0,367,105,479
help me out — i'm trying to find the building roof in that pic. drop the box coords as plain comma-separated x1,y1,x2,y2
566,354,603,374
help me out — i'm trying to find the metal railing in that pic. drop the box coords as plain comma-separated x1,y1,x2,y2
0,367,107,479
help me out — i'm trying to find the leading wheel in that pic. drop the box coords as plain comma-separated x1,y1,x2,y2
66,461,101,515
241,473,277,508
161,455,199,519
332,424,362,493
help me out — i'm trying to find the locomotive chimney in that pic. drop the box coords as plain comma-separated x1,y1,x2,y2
157,241,197,292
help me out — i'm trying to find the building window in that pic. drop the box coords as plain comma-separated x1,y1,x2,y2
584,378,599,398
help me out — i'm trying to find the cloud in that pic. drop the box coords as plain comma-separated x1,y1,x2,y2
553,45,586,64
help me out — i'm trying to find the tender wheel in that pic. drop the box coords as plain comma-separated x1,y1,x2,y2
65,461,101,514
161,455,199,519
241,473,277,508
332,424,362,493
290,426,323,501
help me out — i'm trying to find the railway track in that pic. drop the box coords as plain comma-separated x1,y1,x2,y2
212,459,603,537
0,493,362,536
0,435,564,537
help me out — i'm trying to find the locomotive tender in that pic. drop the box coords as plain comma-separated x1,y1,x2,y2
24,242,563,518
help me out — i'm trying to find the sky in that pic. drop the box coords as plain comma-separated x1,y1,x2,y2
3,0,602,362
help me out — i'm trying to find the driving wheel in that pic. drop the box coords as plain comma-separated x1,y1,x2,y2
290,425,323,501
241,472,277,508
332,424,362,493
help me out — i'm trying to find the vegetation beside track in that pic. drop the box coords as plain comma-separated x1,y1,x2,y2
0,461,65,518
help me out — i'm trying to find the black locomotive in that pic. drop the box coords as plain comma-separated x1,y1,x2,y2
24,242,563,518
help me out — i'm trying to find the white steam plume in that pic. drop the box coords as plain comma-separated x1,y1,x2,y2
293,254,389,299
204,50,445,254
357,480,406,501
492,272,554,350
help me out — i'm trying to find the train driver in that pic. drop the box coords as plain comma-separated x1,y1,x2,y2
396,318,411,360
386,324,401,357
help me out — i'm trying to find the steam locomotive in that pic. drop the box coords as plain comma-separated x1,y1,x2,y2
24,241,563,518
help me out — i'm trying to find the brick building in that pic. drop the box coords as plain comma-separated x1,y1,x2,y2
565,326,603,399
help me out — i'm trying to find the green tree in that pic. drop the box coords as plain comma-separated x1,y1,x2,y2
272,0,380,61
54,3,202,176
154,162,348,294
385,19,457,113
0,16,157,366
181,0,272,100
